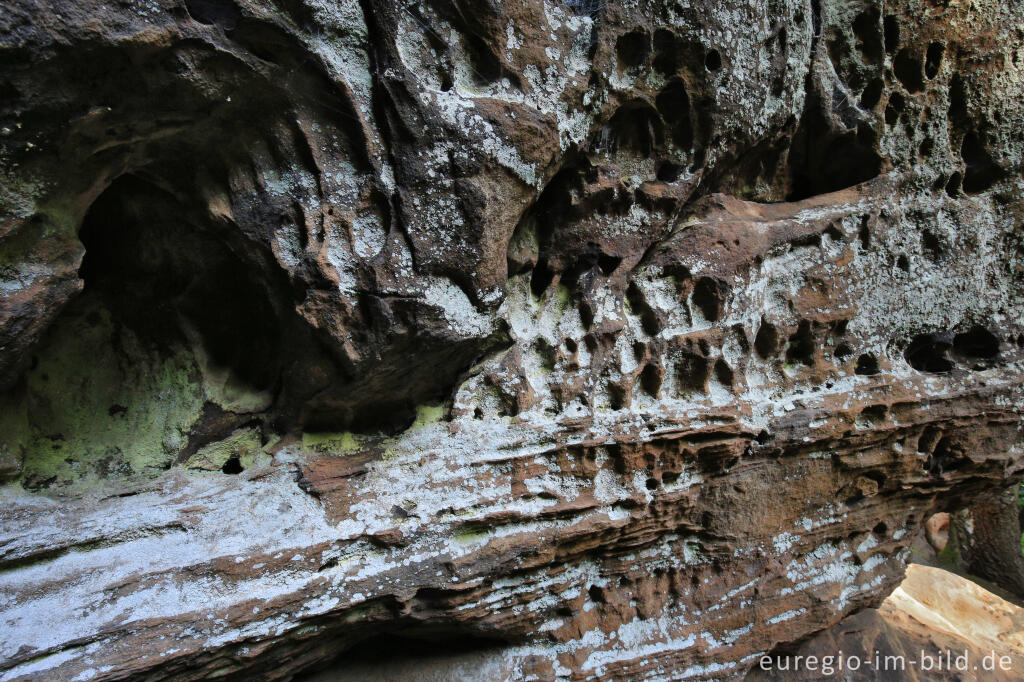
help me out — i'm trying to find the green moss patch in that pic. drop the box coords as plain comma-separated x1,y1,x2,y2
184,427,267,472
0,298,206,490
302,431,362,454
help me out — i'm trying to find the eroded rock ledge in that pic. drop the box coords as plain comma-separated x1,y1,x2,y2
1,0,1023,680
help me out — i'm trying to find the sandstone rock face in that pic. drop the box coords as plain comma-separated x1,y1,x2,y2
752,564,1024,681
0,0,1023,680
312,563,1024,681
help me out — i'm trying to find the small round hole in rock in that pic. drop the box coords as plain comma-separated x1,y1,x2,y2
883,15,900,53
657,162,682,182
692,276,727,322
652,28,680,75
222,457,244,474
655,80,693,150
855,353,880,375
754,321,780,359
884,93,905,125
918,137,934,158
616,30,650,69
861,78,884,109
704,49,722,71
893,48,925,93
953,325,999,359
904,333,954,373
945,171,962,197
925,42,944,79
921,230,943,261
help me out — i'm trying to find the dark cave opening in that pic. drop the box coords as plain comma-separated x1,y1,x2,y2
607,102,665,156
925,42,945,80
615,29,650,70
656,79,694,151
463,33,504,85
184,0,242,29
905,332,954,373
893,49,925,93
754,321,780,359
78,175,284,392
704,48,722,71
953,325,1000,360
677,352,711,394
852,8,882,65
4,172,310,487
960,131,1006,194
855,353,880,375
657,161,683,182
861,78,883,109
299,629,511,680
883,15,900,53
652,29,680,75
787,88,882,201
785,320,815,366
691,276,727,323
221,456,244,474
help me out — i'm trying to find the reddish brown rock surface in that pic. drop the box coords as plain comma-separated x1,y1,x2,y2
1,0,1023,680
751,564,1024,681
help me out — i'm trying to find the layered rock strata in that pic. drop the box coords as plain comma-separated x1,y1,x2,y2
751,563,1024,681
1,0,1023,679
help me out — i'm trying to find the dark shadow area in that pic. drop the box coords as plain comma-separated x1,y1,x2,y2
656,79,694,151
855,353,880,375
615,29,649,70
785,320,815,366
961,131,1006,194
925,42,944,80
677,351,710,394
787,88,882,201
953,325,1000,369
691,276,727,323
893,49,924,93
905,332,954,373
607,101,665,156
298,630,511,682
883,15,900,53
754,321,779,359
184,0,242,29
852,8,882,65
79,175,285,392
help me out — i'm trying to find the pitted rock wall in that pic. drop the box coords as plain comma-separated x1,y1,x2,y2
1,0,1023,679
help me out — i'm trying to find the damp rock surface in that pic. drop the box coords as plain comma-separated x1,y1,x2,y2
1,0,1023,680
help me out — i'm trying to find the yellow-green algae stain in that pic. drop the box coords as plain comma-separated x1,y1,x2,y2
302,431,362,454
453,524,491,545
410,403,445,430
299,403,448,463
0,299,206,489
378,403,447,461
184,427,268,472
190,336,273,414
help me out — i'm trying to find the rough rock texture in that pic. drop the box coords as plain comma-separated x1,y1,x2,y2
942,486,1024,599
752,563,1024,681
1,0,1023,679
307,563,1024,680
